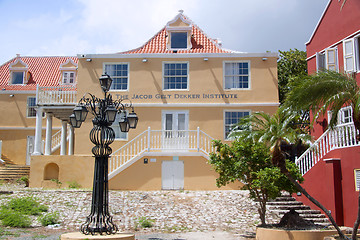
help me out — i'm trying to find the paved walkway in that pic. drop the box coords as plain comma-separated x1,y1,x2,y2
0,184,281,239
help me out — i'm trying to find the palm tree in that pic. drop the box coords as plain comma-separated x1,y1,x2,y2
286,70,360,240
231,106,347,239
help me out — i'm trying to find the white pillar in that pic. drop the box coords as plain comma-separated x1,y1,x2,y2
44,113,53,155
68,125,74,155
33,107,43,155
60,120,67,156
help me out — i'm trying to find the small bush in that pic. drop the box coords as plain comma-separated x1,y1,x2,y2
137,217,154,228
67,181,81,189
50,179,62,187
3,197,48,216
39,212,60,226
0,208,31,227
17,176,29,187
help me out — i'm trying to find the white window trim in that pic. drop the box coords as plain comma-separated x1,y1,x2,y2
223,109,251,140
223,61,251,90
355,169,360,191
325,47,339,72
103,62,130,92
11,71,26,85
162,61,189,91
26,96,44,118
355,35,360,73
168,31,192,51
62,71,76,85
343,38,357,73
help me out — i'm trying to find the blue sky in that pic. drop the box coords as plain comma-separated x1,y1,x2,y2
0,0,329,64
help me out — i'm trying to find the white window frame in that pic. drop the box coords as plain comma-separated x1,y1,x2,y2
316,48,339,72
111,112,128,140
11,71,25,85
26,97,37,118
343,38,356,72
162,62,189,91
103,62,130,91
62,71,76,85
355,35,360,73
223,61,251,90
355,169,360,191
223,110,250,140
170,32,189,50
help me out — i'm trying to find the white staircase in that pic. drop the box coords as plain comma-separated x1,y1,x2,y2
109,127,214,179
295,123,359,175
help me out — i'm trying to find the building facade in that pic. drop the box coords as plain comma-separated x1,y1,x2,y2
295,0,360,227
0,12,278,190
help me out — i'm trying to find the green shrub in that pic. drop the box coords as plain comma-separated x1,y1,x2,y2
3,197,48,216
50,179,62,187
67,181,81,189
39,212,60,226
17,176,29,187
0,208,31,227
137,217,154,228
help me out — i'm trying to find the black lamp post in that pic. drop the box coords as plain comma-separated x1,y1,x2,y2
70,74,138,235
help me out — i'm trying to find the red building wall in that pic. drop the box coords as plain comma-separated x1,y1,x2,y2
295,147,360,226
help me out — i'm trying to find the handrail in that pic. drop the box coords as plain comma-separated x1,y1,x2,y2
295,123,359,175
37,85,77,105
109,127,214,175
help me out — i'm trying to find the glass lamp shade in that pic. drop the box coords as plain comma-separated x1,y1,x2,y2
105,105,118,123
73,105,88,122
99,74,113,92
70,114,82,128
127,112,138,129
119,111,129,132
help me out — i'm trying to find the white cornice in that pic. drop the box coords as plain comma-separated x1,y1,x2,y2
0,90,36,94
132,102,279,107
78,52,278,59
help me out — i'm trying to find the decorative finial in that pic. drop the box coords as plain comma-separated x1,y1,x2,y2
178,10,184,14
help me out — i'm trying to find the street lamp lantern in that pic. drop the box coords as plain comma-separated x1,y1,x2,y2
127,111,138,129
69,113,82,128
105,105,118,124
69,74,138,235
73,105,88,122
99,74,113,92
119,111,130,133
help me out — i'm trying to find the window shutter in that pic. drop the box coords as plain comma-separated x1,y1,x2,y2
316,52,325,72
326,48,338,71
355,169,360,191
344,39,355,72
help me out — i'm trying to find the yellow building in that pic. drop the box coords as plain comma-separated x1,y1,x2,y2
0,12,278,190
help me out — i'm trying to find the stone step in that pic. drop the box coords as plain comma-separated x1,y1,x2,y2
269,205,311,211
271,196,296,202
0,165,29,181
267,201,303,206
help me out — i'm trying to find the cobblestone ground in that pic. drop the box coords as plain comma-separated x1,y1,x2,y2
0,183,282,239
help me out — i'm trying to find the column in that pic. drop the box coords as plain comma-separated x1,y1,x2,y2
60,120,67,155
68,125,74,155
33,107,43,155
44,113,53,155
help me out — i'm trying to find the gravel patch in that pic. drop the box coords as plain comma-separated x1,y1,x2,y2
0,183,281,239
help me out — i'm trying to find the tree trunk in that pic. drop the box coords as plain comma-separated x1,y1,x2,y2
283,171,346,240
352,191,360,240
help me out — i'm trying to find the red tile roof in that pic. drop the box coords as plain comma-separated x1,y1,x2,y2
120,14,233,54
0,56,78,91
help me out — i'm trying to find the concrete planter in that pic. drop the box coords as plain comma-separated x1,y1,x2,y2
256,227,338,240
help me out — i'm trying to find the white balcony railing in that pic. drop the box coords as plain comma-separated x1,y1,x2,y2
36,85,77,105
109,127,214,177
295,123,360,175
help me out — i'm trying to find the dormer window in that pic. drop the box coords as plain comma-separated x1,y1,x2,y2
171,32,188,49
60,59,78,85
9,57,28,85
166,10,192,50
